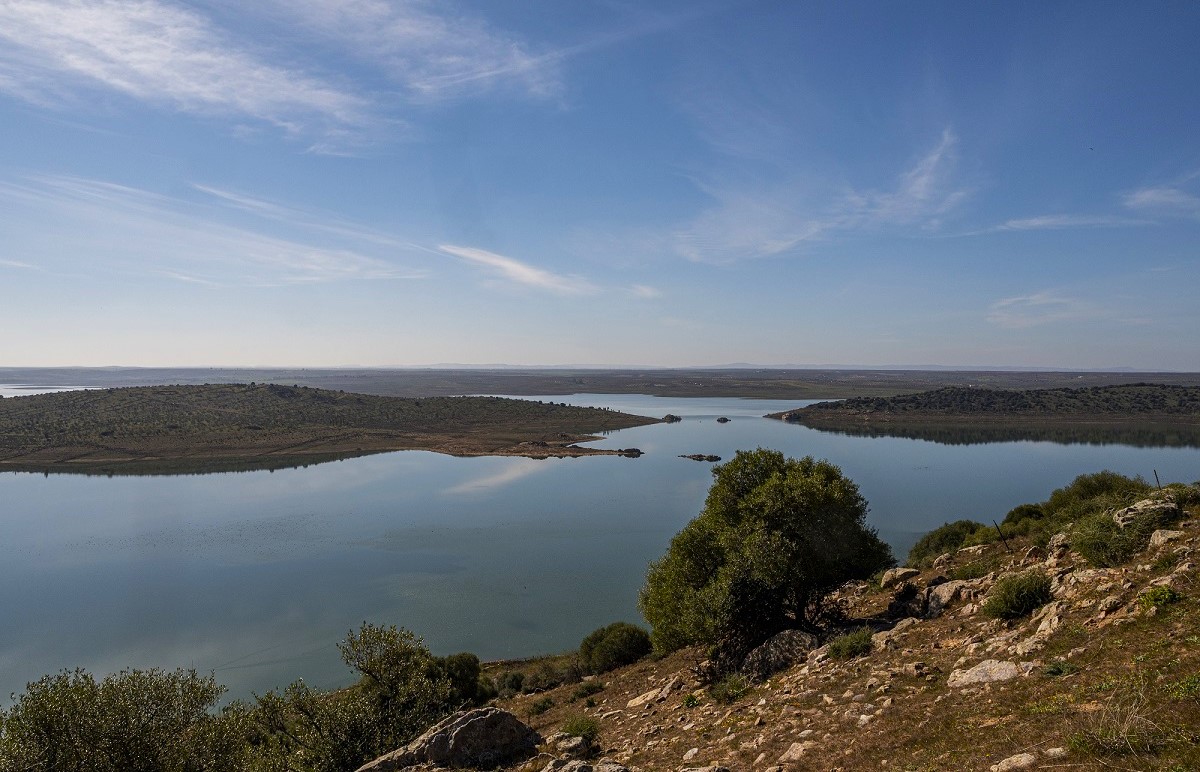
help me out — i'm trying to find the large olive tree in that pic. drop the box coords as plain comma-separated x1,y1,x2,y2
639,449,893,659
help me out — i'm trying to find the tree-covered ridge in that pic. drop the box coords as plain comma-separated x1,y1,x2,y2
0,384,656,471
786,383,1200,418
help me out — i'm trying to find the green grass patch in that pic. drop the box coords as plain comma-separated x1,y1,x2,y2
981,571,1052,619
1139,586,1183,612
827,627,874,660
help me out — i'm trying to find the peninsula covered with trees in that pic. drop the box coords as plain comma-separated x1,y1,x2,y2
773,383,1200,428
0,384,657,474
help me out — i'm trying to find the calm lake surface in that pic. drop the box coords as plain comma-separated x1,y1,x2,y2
3,393,1199,703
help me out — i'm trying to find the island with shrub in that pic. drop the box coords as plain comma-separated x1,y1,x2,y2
0,383,659,474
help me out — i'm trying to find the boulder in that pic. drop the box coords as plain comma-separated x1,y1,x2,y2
741,629,819,682
1111,498,1179,529
880,567,919,589
924,580,968,618
1149,529,1185,549
354,707,541,771
541,761,630,772
946,660,1035,688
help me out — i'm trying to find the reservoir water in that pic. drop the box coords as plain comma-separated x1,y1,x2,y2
3,393,1198,703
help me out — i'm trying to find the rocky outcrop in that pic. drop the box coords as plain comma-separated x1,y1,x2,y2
354,708,540,771
879,567,919,589
661,414,683,423
741,630,819,682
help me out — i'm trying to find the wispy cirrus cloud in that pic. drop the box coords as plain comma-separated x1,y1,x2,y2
269,0,561,101
0,175,425,286
1123,185,1200,219
437,244,598,295
988,213,1147,232
0,0,368,134
986,292,1091,329
629,284,662,299
673,130,968,263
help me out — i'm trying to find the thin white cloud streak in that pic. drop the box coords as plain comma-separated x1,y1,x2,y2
258,0,560,101
1123,186,1200,218
437,244,598,295
0,175,425,285
0,0,368,134
673,130,968,263
629,284,662,299
986,292,1090,329
989,214,1147,232
192,184,422,251
0,258,40,270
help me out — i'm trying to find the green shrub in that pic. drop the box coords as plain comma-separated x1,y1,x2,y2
949,556,1000,581
827,627,874,660
981,571,1053,619
434,652,494,707
529,696,554,715
1003,503,1045,526
1044,471,1150,521
0,668,246,772
682,693,700,708
1043,660,1081,677
561,715,599,744
1072,512,1164,568
709,673,750,704
253,623,453,772
569,680,605,702
640,449,893,661
495,671,525,697
906,520,988,567
1138,586,1182,612
578,622,652,673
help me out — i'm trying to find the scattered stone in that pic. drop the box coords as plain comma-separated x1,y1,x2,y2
354,707,540,771
778,742,814,762
989,752,1038,771
1043,747,1067,759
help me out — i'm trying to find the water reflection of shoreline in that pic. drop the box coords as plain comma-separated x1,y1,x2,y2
795,420,1200,448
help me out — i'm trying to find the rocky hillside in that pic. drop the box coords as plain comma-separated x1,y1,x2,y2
361,488,1200,771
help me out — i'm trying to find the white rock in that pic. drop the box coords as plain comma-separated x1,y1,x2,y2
990,752,1038,771
1149,529,1185,548
946,660,1034,688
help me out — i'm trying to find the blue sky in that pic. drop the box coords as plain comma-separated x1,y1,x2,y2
1,1,1197,369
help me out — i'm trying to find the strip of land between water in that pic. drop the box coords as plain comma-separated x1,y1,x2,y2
0,384,658,475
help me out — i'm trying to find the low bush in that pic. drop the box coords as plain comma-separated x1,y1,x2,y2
1071,496,1182,567
949,556,1000,581
0,667,245,772
981,571,1052,619
1002,503,1045,527
495,670,525,698
709,673,750,704
561,715,600,744
578,622,652,674
1043,660,1081,677
1138,586,1182,612
1045,471,1151,521
529,696,554,715
906,520,988,567
569,680,605,702
827,627,874,660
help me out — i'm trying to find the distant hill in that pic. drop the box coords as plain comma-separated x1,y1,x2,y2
773,383,1200,422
